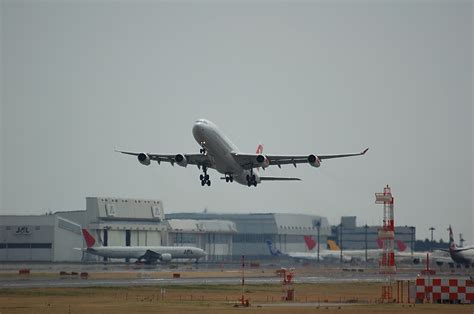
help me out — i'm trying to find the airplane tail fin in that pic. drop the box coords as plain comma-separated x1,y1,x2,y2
256,144,264,172
265,240,283,257
82,229,98,248
303,235,317,251
327,240,341,251
396,240,407,252
448,225,457,251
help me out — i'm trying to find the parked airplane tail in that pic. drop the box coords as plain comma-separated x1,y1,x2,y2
396,240,407,252
265,240,283,257
448,225,457,251
82,229,98,248
327,240,341,251
303,235,317,250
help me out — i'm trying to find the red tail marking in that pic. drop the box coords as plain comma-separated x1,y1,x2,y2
256,144,264,154
396,240,407,252
82,229,96,248
304,235,317,250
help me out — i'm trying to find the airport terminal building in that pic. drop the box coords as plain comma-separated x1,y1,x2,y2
0,197,238,262
0,197,416,263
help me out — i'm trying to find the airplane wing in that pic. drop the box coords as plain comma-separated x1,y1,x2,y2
231,148,368,170
117,150,213,168
140,250,162,262
451,247,474,253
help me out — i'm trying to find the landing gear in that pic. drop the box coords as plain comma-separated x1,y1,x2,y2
225,173,234,183
246,171,257,187
200,166,211,186
199,142,207,155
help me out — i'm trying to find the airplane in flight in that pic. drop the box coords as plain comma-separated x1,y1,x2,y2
118,119,368,187
79,229,206,263
447,225,474,267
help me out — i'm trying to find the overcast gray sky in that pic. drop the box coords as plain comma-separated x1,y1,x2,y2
1,0,472,242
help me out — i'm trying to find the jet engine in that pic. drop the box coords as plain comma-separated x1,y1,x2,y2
413,258,421,265
175,154,188,167
308,154,321,167
160,253,172,262
138,153,151,166
256,154,270,168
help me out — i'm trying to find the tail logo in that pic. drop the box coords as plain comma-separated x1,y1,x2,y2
304,235,317,250
82,229,96,248
265,240,281,256
448,225,456,251
256,144,264,154
396,240,407,252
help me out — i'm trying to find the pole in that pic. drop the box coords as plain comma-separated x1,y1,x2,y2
429,227,435,252
339,224,343,263
407,280,410,304
401,280,404,303
316,221,320,263
364,224,368,266
241,255,245,305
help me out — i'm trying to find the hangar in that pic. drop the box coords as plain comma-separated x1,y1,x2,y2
0,197,237,262
166,212,332,259
0,215,83,262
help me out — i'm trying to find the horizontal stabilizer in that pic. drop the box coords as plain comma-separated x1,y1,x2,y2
260,176,301,181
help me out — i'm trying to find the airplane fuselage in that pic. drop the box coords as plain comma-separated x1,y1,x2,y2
450,247,474,265
192,119,260,185
86,246,205,260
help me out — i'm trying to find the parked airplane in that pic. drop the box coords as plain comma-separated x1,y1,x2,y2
265,239,352,262
80,229,206,263
304,236,450,265
447,225,474,266
118,119,368,187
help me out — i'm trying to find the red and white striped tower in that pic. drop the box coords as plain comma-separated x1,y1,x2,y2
375,185,396,274
375,185,396,302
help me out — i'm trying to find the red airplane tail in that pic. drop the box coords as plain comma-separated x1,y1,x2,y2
303,235,317,251
396,240,407,252
82,229,96,248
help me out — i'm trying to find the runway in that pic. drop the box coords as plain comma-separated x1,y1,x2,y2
0,270,424,289
1,262,469,289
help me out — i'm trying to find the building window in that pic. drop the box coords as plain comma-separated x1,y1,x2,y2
31,243,52,249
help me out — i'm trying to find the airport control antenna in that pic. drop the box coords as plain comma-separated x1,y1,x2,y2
375,185,396,302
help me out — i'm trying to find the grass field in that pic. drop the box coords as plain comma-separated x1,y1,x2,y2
1,282,474,314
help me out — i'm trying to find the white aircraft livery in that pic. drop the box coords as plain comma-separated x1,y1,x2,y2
118,119,368,187
448,225,474,266
80,229,206,263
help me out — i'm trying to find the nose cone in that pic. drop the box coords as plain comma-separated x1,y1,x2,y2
200,249,207,258
193,119,209,141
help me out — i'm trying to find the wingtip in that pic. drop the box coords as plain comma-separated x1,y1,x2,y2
362,148,369,155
